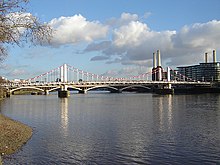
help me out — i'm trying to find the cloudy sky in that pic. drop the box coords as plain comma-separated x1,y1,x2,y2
1,0,220,80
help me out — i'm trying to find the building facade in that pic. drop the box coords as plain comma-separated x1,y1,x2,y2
176,50,220,82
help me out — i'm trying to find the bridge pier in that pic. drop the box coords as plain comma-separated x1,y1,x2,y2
78,90,87,94
155,83,174,94
58,90,70,98
6,91,10,98
58,85,70,98
44,90,49,95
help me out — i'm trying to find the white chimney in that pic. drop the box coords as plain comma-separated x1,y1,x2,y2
205,52,208,63
153,52,157,68
213,49,216,63
157,50,161,66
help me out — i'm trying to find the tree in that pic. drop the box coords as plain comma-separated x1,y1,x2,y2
0,0,52,61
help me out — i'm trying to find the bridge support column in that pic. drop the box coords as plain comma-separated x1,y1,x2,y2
44,90,49,95
58,85,70,98
167,83,172,89
58,90,70,98
155,83,174,94
78,90,87,94
6,91,10,98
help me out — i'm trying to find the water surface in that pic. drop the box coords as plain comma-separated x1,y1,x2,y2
1,93,220,164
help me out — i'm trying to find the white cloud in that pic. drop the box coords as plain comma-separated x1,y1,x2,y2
5,13,220,79
87,17,220,68
112,21,175,50
25,13,220,77
87,20,175,64
107,12,139,27
49,14,108,46
173,20,220,49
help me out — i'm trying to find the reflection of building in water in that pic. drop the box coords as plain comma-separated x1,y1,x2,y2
154,95,174,131
60,98,69,135
158,96,163,130
167,95,173,129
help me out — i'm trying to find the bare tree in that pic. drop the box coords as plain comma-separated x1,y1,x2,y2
0,0,52,61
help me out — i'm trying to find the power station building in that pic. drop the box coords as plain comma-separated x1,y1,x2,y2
152,50,163,81
177,50,220,82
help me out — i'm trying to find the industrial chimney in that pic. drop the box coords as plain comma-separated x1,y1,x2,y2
157,50,161,67
213,49,216,63
153,52,157,68
205,52,208,63
156,50,162,81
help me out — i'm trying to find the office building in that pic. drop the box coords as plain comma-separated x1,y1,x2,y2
177,50,220,82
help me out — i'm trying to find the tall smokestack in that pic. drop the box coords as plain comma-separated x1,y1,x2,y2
157,50,161,66
153,52,157,68
205,52,208,63
213,49,216,63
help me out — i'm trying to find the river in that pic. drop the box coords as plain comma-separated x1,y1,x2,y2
1,93,220,164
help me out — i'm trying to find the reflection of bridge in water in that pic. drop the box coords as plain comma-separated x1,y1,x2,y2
2,63,213,97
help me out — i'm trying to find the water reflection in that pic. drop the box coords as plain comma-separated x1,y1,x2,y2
2,94,220,164
158,95,164,130
60,98,69,136
167,95,173,129
154,95,174,132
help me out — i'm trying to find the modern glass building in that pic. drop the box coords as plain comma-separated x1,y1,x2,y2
177,63,220,82
176,50,220,82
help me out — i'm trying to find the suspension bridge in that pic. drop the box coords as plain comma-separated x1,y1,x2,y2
2,63,212,97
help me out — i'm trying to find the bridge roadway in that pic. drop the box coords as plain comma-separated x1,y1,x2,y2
3,80,212,95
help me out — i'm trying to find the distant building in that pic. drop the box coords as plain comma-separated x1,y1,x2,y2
177,50,220,82
152,50,163,81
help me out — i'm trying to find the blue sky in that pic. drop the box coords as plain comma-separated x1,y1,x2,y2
1,0,220,80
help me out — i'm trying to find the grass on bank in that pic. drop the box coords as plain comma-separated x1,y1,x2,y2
0,114,33,155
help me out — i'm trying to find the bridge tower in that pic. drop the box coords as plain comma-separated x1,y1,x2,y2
60,64,68,83
58,64,70,98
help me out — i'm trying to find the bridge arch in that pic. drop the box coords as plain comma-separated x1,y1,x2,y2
10,86,44,93
45,85,84,93
47,87,61,93
120,85,151,92
86,85,119,93
66,86,84,92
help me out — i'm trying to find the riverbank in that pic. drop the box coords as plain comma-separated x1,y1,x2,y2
0,89,6,100
0,114,32,162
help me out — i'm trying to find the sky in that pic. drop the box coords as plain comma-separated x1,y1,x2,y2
1,0,220,80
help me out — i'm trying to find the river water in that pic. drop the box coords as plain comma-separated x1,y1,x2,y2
1,93,220,164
